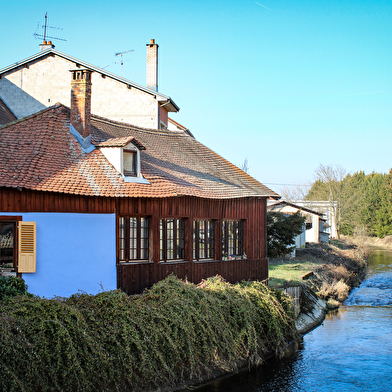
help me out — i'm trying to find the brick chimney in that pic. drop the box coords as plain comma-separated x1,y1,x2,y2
39,40,55,51
70,69,92,139
146,39,158,91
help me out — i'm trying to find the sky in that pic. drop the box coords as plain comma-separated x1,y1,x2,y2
1,0,391,194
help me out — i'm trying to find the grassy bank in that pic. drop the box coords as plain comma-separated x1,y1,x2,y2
0,275,297,392
269,239,369,308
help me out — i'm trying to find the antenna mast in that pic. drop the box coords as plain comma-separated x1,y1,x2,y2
115,49,134,76
33,12,67,43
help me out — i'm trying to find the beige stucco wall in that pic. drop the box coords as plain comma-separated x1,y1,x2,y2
0,55,159,129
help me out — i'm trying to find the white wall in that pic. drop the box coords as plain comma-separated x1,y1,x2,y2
0,55,159,128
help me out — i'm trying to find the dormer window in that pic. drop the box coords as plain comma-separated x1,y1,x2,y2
123,150,137,176
96,136,150,185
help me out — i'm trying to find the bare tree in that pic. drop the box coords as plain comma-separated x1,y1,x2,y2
280,184,311,202
239,158,250,174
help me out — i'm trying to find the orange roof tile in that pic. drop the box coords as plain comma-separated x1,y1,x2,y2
0,104,280,200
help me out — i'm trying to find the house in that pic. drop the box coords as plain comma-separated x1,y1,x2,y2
0,39,178,130
267,200,330,255
0,65,279,298
292,200,337,239
167,117,195,138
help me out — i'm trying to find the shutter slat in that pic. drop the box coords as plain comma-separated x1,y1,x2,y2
18,222,36,273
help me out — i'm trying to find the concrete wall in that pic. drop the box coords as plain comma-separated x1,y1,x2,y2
1,212,116,298
0,55,159,128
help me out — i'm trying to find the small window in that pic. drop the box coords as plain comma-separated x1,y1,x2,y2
119,216,149,262
160,218,185,261
222,220,244,258
193,220,215,261
0,221,16,269
0,217,35,274
123,150,137,176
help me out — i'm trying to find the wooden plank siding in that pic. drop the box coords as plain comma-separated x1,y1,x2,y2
1,187,269,294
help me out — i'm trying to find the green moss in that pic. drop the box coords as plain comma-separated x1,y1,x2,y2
0,275,297,392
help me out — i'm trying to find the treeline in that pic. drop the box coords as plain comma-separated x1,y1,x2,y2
307,167,392,238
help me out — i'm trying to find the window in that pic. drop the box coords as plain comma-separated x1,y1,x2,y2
123,150,137,176
193,220,215,260
160,218,185,261
0,217,36,273
0,220,16,269
222,220,243,258
119,217,149,262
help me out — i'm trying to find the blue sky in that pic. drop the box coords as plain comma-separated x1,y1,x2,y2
2,0,391,194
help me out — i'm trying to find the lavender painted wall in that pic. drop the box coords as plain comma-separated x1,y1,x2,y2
1,212,116,298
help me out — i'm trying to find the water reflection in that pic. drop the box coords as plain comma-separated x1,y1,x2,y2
195,248,392,392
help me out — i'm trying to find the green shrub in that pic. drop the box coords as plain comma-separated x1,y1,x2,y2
267,211,306,257
0,276,31,300
0,275,297,392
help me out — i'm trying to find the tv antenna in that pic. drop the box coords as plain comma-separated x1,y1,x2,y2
115,49,134,76
33,12,67,42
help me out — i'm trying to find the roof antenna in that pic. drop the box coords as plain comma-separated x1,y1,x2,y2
115,50,134,76
33,12,67,43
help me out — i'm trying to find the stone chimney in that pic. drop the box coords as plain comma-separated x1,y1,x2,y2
39,40,55,51
70,69,92,139
146,39,158,91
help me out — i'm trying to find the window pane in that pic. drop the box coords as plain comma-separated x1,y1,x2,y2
0,222,15,268
176,219,185,259
208,221,215,259
119,217,125,262
140,218,149,260
124,151,136,176
159,220,164,261
228,221,234,255
199,220,205,259
167,219,174,260
129,217,138,259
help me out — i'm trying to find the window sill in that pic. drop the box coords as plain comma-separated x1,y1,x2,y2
118,260,153,265
193,259,219,263
159,260,189,264
122,175,150,184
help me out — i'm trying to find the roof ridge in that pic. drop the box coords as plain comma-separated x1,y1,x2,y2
91,115,187,138
0,48,179,112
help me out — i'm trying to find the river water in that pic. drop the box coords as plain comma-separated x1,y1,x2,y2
196,248,392,392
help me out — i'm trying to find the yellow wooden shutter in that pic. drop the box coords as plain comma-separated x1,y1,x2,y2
18,221,36,273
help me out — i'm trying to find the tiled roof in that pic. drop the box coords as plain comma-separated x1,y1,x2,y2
0,104,280,199
0,97,17,126
96,136,145,149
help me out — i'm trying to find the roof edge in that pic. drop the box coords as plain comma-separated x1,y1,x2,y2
0,48,180,112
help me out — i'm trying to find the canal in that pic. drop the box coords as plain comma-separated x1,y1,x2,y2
196,247,392,392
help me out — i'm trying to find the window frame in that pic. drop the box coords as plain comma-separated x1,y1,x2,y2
193,219,215,261
123,149,137,177
222,220,244,258
118,216,150,263
0,216,23,274
159,218,185,262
